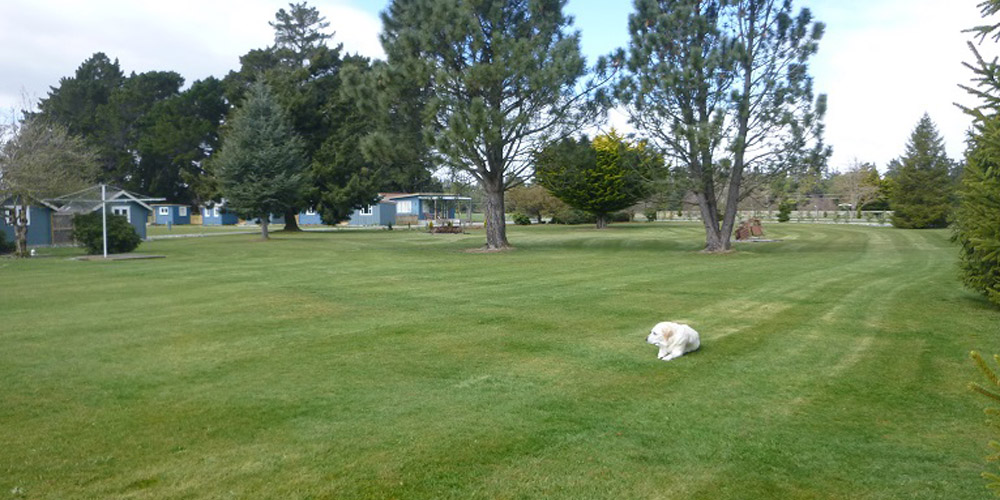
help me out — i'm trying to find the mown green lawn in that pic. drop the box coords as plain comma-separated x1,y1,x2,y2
2,223,998,499
146,224,280,237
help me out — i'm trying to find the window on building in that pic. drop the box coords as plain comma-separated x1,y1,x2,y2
204,207,211,217
359,206,373,216
396,200,412,213
306,208,317,215
3,206,30,226
158,207,169,216
112,206,131,223
213,207,220,217
178,206,188,216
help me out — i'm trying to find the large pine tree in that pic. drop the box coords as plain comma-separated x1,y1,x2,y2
215,82,307,240
612,0,828,252
374,0,592,250
887,114,953,229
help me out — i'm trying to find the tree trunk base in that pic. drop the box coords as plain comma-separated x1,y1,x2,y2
464,244,516,254
700,246,734,255
282,211,302,231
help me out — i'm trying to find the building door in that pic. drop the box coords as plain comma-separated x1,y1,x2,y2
51,213,75,245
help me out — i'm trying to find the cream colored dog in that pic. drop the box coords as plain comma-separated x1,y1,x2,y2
646,322,701,361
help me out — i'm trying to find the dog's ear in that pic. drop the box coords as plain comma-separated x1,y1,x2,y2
659,325,675,340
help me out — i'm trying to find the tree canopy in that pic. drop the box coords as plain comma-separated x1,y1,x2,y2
35,52,225,204
505,184,566,224
535,130,658,228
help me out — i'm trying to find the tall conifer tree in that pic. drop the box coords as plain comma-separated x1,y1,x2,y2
611,0,828,252
886,114,953,229
955,0,1000,308
215,82,307,240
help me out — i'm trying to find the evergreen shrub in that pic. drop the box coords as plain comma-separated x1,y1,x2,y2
0,232,14,254
777,200,796,222
72,212,141,255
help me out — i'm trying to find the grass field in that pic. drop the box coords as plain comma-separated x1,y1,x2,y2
2,223,999,499
146,224,281,237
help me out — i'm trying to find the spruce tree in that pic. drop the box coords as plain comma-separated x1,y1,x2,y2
886,114,953,229
970,351,1000,495
955,121,1000,306
954,0,1000,308
215,82,307,240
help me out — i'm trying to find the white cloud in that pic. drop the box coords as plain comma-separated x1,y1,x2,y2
3,0,995,177
0,0,383,114
804,0,993,171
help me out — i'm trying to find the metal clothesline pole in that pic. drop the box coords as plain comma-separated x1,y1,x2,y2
101,184,108,258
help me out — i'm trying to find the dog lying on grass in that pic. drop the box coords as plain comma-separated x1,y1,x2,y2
646,322,701,361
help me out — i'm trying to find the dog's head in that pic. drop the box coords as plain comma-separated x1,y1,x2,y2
646,322,674,346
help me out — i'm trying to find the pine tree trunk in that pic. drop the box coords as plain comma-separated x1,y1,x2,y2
261,219,270,240
596,214,608,229
695,192,726,252
483,178,509,250
282,208,301,231
716,15,755,255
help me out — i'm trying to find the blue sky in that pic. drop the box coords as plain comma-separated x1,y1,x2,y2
1,0,992,172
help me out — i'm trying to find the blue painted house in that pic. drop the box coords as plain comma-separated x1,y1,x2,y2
347,200,397,226
200,204,239,225
297,208,324,225
1,198,57,247
383,193,472,222
152,204,191,225
2,186,159,246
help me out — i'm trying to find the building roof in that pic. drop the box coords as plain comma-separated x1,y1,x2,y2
44,185,164,213
383,192,472,201
1,195,60,211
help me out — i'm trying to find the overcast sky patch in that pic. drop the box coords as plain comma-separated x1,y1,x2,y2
1,0,994,173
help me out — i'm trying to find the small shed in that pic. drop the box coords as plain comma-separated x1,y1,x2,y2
347,200,397,226
201,204,239,225
1,197,58,246
152,204,191,225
